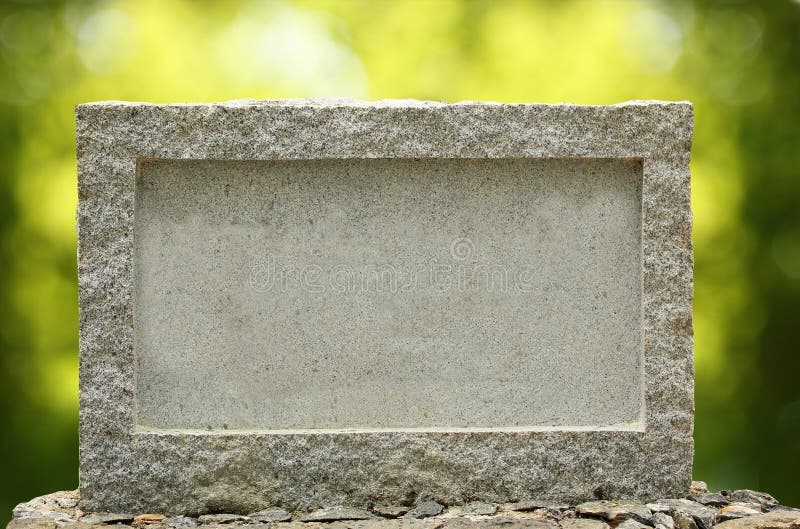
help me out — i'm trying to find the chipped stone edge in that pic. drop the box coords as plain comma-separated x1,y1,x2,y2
78,98,688,108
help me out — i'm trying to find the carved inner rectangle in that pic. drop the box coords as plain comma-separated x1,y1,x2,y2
134,158,643,431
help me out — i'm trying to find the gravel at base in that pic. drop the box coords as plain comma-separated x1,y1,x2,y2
8,483,800,529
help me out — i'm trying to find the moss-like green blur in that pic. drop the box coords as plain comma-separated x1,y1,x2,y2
1,0,799,524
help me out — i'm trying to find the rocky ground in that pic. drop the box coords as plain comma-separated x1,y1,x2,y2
8,483,800,529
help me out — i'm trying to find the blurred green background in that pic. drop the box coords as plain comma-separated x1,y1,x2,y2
1,0,799,523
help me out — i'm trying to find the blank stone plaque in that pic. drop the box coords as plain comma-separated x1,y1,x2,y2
134,158,643,431
77,100,694,514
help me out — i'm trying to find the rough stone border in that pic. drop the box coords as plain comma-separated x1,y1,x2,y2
76,99,694,514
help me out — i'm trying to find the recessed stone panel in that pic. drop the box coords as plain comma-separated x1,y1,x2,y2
76,99,693,513
134,158,643,431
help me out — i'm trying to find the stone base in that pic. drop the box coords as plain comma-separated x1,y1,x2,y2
8,483,800,529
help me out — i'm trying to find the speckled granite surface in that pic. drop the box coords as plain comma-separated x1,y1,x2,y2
76,99,693,513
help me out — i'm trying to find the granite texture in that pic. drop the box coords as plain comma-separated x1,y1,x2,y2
134,157,643,431
76,99,694,514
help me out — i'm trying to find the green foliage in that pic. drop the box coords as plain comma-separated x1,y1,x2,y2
1,0,799,524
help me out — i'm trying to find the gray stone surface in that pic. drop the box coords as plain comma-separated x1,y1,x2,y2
13,492,80,523
714,511,800,529
248,508,292,523
10,513,70,526
404,502,444,519
692,483,710,496
693,495,729,508
617,520,649,529
7,520,55,529
674,512,700,529
575,501,651,524
163,517,197,528
728,493,779,510
719,506,764,523
76,99,694,513
653,512,676,529
446,519,557,529
299,507,375,522
654,499,717,529
80,514,134,525
461,502,498,516
559,520,611,529
135,157,642,431
372,507,409,519
507,502,572,513
11,488,797,529
196,515,248,525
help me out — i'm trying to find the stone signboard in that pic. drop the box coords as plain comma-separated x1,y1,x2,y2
76,99,694,514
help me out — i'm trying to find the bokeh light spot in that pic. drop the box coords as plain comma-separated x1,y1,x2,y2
77,7,137,73
214,1,367,97
623,7,683,74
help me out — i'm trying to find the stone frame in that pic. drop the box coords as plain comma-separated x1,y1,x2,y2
76,99,694,514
